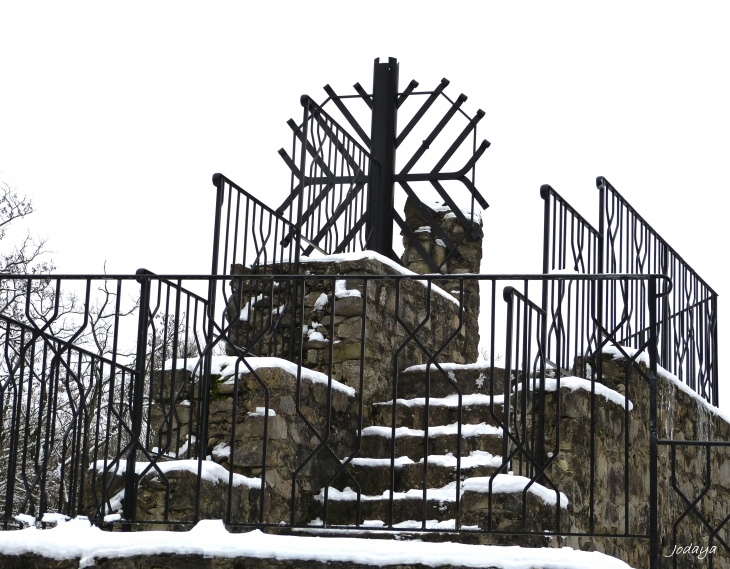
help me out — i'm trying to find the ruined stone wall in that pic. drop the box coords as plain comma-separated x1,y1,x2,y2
549,354,730,568
228,256,479,405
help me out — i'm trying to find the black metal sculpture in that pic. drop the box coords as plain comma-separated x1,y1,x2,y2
276,57,490,272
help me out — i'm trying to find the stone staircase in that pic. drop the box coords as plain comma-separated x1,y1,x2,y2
306,363,568,541
127,358,569,545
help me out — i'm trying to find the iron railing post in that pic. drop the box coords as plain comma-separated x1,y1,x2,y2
210,173,225,278
711,292,719,407
194,274,218,523
648,276,660,569
294,97,310,273
285,97,311,361
122,268,151,530
502,288,514,469
367,57,399,259
537,186,551,479
660,244,670,370
540,185,552,276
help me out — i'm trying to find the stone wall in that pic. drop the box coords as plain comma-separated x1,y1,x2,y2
547,353,730,568
228,256,479,405
112,365,361,527
205,363,359,525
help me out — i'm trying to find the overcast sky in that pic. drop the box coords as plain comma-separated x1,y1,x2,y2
1,2,729,405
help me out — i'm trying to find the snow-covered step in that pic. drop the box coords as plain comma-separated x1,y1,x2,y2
313,474,568,530
371,393,505,429
338,452,503,495
358,423,503,461
395,363,507,400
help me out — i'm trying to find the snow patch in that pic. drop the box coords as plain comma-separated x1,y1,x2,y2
602,344,730,424
418,197,483,225
361,422,502,439
14,514,35,527
90,459,261,489
41,513,69,525
212,442,231,460
0,518,635,568
403,362,491,373
239,294,264,322
463,476,569,508
299,251,460,306
248,407,276,417
335,279,362,299
163,356,356,397
313,293,329,311
521,376,633,411
421,451,502,470
376,393,504,408
318,474,568,509
307,331,326,342
350,456,415,468
475,373,485,388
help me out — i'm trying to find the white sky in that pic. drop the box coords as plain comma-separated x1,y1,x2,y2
1,2,729,406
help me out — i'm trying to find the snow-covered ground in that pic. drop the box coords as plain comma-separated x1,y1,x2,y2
0,517,636,569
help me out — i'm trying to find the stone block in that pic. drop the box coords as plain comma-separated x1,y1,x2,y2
336,317,363,340
333,296,364,317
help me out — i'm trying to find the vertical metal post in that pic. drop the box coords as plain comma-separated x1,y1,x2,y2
195,273,218,522
660,244,670,370
502,288,514,468
285,98,311,361
537,186,551,479
539,183,551,264
123,268,151,530
367,57,399,259
711,292,719,407
210,174,225,278
648,277,660,569
294,97,310,274
594,179,606,537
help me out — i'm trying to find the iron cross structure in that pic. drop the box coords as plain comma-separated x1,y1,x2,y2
275,57,490,272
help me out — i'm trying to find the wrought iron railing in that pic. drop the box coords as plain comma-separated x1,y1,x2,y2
540,184,602,275
211,173,303,277
0,273,648,524
541,179,719,405
1,270,728,566
598,176,718,406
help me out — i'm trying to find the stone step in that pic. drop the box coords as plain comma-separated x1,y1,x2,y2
370,393,504,429
292,523,554,547
358,423,503,461
333,452,502,495
312,474,568,531
395,363,507,400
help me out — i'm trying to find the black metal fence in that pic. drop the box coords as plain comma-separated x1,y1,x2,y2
541,178,719,406
598,177,718,406
211,173,302,277
1,270,728,566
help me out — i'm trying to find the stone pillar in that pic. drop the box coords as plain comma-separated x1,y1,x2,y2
400,196,483,319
